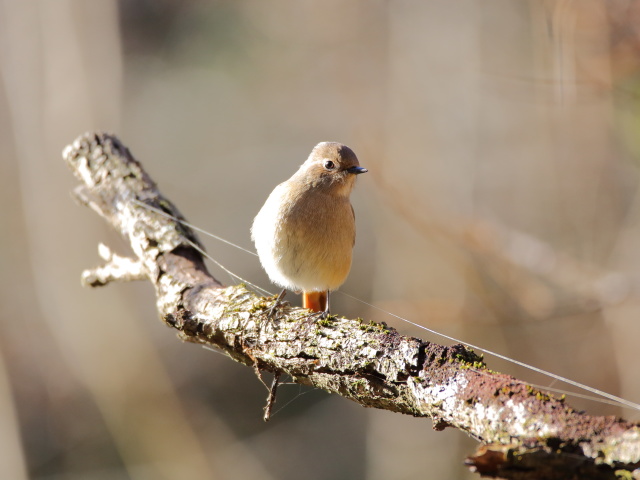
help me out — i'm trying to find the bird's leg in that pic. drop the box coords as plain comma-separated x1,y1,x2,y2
320,290,331,319
267,289,287,318
303,290,331,320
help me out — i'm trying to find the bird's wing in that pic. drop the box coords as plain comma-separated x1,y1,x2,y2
351,204,356,246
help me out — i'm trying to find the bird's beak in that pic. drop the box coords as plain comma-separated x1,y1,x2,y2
347,166,368,175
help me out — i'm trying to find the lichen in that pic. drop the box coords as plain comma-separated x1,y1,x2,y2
614,469,634,480
317,318,336,328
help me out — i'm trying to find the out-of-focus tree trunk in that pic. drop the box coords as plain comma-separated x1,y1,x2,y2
0,2,239,479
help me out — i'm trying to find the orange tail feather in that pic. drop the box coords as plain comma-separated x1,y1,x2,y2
303,291,327,313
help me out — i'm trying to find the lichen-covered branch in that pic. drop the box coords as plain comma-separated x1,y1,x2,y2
64,132,640,479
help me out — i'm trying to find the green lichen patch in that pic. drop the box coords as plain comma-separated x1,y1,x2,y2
317,317,337,328
357,319,390,334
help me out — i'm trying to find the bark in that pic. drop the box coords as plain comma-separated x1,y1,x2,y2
64,132,640,479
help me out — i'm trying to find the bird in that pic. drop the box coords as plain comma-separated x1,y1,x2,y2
251,142,367,317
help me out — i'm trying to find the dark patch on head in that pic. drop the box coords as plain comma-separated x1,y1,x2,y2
336,144,358,164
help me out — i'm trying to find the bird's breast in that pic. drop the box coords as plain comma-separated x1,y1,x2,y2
253,184,355,291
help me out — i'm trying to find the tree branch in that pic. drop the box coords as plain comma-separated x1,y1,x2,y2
64,132,640,479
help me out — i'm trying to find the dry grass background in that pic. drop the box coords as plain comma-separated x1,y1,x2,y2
2,1,640,479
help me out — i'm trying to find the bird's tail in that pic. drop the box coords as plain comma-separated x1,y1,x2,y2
303,291,327,313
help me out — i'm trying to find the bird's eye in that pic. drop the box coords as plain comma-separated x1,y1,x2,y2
324,160,335,170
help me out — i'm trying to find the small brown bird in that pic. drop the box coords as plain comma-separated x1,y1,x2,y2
251,142,367,316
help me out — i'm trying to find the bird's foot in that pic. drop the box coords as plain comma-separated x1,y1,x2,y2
266,289,287,319
304,309,331,323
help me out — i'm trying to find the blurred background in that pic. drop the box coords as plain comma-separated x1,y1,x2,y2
2,1,640,478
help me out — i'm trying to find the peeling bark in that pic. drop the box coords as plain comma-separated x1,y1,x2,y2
64,132,640,479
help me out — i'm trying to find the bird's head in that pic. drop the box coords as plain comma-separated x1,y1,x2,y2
298,142,367,196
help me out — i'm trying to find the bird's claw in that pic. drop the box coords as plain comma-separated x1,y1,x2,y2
266,289,287,319
303,309,331,324
267,303,280,319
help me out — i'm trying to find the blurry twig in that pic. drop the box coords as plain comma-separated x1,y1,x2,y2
370,168,635,323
